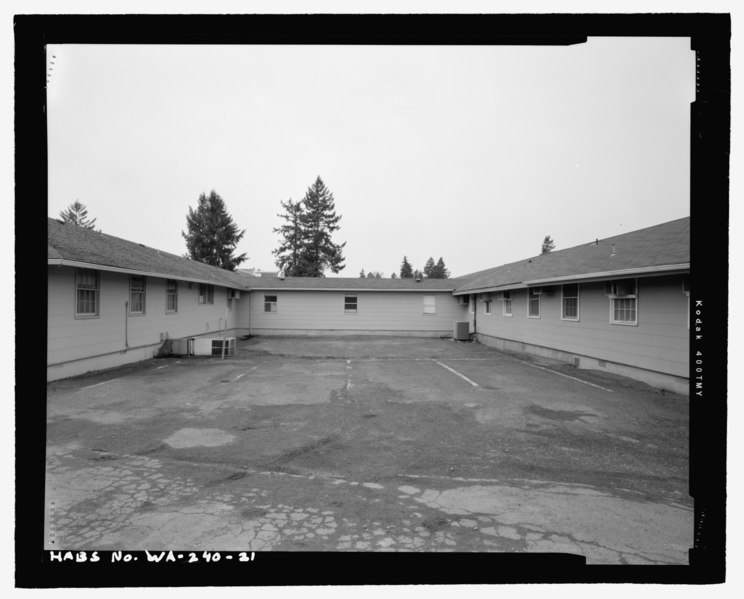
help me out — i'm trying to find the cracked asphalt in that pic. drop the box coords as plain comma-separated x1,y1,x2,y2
45,336,692,563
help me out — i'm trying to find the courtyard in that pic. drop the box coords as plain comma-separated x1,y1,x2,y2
44,336,692,564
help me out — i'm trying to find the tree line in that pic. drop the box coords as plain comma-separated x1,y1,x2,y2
58,186,555,277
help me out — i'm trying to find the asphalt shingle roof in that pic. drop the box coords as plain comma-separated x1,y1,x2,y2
246,276,457,291
48,218,248,288
453,217,690,294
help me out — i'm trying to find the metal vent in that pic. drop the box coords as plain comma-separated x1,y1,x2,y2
453,321,470,341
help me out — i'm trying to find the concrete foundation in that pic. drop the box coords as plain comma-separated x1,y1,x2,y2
474,333,689,396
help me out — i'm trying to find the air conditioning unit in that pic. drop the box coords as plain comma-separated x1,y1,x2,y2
171,338,195,356
193,337,236,356
453,321,470,341
605,279,636,297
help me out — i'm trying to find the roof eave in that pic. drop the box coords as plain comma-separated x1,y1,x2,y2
47,259,244,289
523,263,691,286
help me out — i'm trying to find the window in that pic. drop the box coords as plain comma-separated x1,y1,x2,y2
484,300,492,315
561,283,579,320
344,295,358,313
264,294,277,313
166,279,178,313
198,283,214,305
129,275,146,315
528,288,540,318
608,279,637,325
423,295,436,315
75,268,99,317
502,290,512,317
470,295,475,314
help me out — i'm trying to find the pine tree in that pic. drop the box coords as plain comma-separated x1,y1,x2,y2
366,271,374,278
359,269,366,278
400,256,414,279
391,273,397,279
278,176,346,277
541,235,556,254
59,200,97,229
433,257,450,279
182,190,247,271
273,198,307,276
423,257,437,278
413,269,424,280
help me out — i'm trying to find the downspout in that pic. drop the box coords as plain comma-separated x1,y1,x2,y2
124,301,129,348
248,290,253,335
472,293,477,339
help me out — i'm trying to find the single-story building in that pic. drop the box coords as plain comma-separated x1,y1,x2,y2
47,216,690,394
453,217,690,394
47,218,249,381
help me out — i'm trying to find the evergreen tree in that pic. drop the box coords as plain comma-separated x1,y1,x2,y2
423,257,437,278
296,176,346,276
433,257,450,279
59,200,97,229
400,256,414,279
359,269,366,278
182,190,247,271
391,273,397,279
366,271,374,278
273,198,307,276
413,269,424,280
541,235,556,254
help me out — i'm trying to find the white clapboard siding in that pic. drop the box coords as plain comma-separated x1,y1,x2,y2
48,267,240,370
247,290,467,334
473,276,689,378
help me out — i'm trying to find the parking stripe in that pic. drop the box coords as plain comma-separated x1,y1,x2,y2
81,378,122,390
516,359,613,392
434,360,479,388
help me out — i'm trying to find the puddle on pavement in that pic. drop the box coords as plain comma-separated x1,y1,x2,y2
164,427,235,448
527,405,598,422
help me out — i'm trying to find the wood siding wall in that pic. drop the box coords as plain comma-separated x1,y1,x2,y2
471,276,689,378
246,290,469,334
48,267,245,376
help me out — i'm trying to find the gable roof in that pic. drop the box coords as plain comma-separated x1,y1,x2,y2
454,217,690,294
247,276,457,292
48,218,247,288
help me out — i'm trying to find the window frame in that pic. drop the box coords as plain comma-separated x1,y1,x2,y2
423,295,436,315
129,275,146,315
264,294,278,313
527,288,541,319
75,268,100,318
484,299,492,315
608,278,638,326
165,279,178,314
561,283,580,321
198,283,214,305
502,290,512,317
344,294,358,314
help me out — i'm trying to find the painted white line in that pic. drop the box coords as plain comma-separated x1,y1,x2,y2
81,378,122,390
516,359,613,393
233,366,257,382
434,360,479,388
155,365,169,370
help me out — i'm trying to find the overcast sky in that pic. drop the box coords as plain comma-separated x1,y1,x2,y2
47,38,694,278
